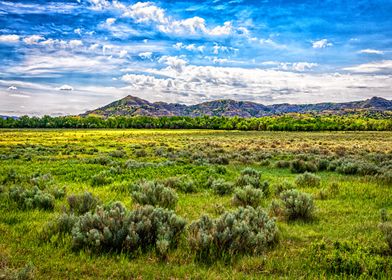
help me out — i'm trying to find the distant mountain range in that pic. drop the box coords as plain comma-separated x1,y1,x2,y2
82,96,392,118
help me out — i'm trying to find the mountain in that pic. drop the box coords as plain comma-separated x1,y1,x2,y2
82,96,392,118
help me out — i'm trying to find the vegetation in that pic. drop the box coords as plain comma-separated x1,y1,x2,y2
1,129,392,278
1,114,392,131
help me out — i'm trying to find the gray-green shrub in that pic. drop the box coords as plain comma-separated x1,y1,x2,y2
9,186,55,210
212,179,234,196
131,180,178,209
72,203,186,258
295,172,321,188
189,206,278,260
67,191,99,215
232,185,263,208
280,189,314,220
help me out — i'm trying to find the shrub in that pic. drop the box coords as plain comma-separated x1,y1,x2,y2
131,181,178,209
379,209,392,250
30,173,53,188
41,213,78,241
163,177,198,193
232,186,263,208
280,189,314,220
9,186,55,210
91,171,112,186
316,158,330,171
209,156,229,165
51,187,66,199
109,149,126,158
378,169,392,185
211,179,234,196
235,168,267,193
72,204,186,258
290,159,317,174
273,180,295,196
336,161,359,175
86,155,113,165
189,206,278,260
275,160,290,169
295,172,321,188
67,191,99,215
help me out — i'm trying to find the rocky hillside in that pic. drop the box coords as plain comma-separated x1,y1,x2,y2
82,96,392,118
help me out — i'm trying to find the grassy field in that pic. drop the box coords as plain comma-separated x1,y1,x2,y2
1,129,392,279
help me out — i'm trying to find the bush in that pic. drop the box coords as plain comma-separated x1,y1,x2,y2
211,179,234,196
232,186,263,208
295,172,321,188
131,181,178,209
41,213,78,241
67,191,99,215
378,169,392,185
290,159,317,174
72,204,186,258
336,161,359,175
30,173,53,188
275,160,290,169
273,180,295,196
236,168,261,188
109,149,126,158
51,187,66,199
189,206,278,260
379,209,392,251
163,176,198,193
280,189,314,220
9,186,55,210
91,171,112,186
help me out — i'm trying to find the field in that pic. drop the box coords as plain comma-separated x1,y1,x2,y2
1,129,392,279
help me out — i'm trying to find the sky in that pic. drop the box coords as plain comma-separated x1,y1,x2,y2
1,0,392,116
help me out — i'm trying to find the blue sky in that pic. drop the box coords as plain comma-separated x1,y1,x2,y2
0,0,392,115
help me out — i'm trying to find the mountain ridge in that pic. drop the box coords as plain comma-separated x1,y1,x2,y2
82,96,392,118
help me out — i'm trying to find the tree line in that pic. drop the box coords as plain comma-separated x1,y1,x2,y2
1,114,391,131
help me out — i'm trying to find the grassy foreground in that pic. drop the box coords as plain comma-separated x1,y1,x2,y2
1,129,392,279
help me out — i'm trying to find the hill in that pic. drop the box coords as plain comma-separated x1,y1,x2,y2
82,96,392,117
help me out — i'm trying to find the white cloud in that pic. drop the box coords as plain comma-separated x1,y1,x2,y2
312,39,333,49
7,52,123,76
262,61,318,72
58,84,73,91
343,60,392,73
139,51,153,59
74,28,82,35
259,38,287,50
23,35,45,45
358,49,384,55
173,42,205,52
88,0,111,11
106,17,116,25
118,50,128,58
158,55,187,72
119,2,244,37
119,62,392,105
0,34,20,43
69,39,83,48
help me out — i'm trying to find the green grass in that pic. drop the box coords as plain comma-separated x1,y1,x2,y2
0,129,392,279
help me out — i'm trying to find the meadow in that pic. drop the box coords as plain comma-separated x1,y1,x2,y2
1,129,392,279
